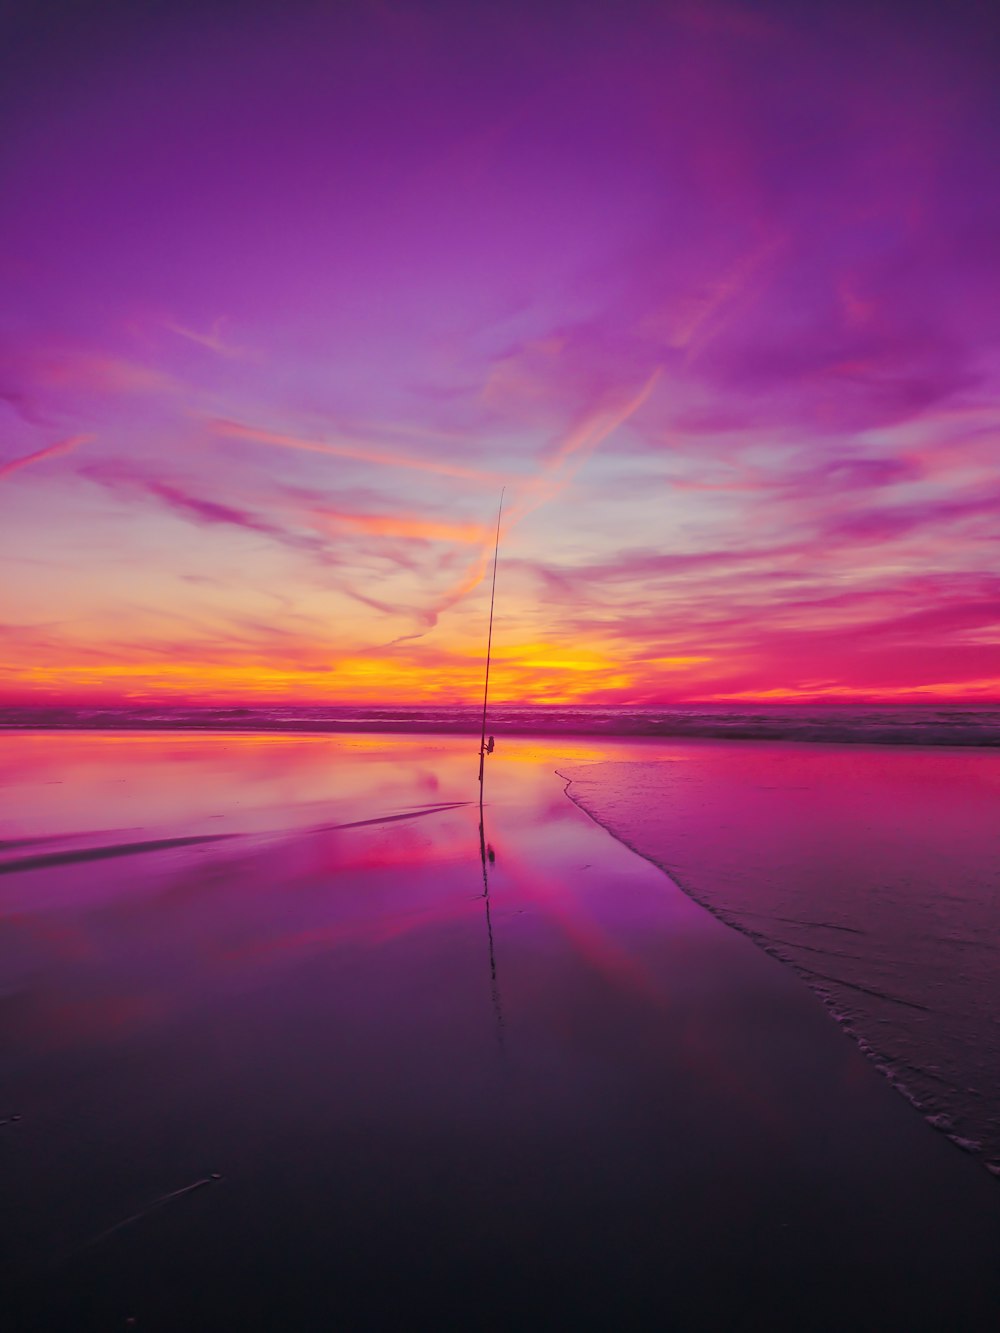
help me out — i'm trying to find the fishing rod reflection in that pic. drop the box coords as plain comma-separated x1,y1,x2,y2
478,806,504,1050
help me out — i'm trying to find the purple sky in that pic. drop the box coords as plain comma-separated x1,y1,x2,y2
2,0,999,704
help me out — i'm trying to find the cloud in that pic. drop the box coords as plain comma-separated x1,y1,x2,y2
518,540,801,594
82,461,335,565
21,345,174,396
308,507,486,544
79,460,494,637
142,480,281,534
210,417,505,484
801,454,918,492
499,368,664,538
0,388,48,426
164,317,256,360
0,337,177,425
824,486,1000,543
0,434,92,481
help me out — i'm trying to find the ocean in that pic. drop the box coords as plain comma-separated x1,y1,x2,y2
3,701,1000,746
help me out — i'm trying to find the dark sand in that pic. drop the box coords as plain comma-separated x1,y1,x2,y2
3,732,1000,1331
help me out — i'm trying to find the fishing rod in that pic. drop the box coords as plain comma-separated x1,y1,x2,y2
476,488,506,1054
478,488,504,804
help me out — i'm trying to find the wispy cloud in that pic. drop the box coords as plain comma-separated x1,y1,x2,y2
210,417,505,484
824,487,1000,543
308,507,486,544
165,317,256,360
0,434,92,481
82,461,335,566
15,345,175,397
502,368,664,534
0,337,177,427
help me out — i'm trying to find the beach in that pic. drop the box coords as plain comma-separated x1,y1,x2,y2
4,730,1000,1330
561,740,1000,1171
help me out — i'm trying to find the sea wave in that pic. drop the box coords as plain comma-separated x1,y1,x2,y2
3,702,1000,746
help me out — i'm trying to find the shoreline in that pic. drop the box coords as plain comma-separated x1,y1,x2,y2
558,748,1000,1181
2,716,1000,748
561,764,999,1175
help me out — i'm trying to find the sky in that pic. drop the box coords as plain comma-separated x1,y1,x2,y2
2,0,999,707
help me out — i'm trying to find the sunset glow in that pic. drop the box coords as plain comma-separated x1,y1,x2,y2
3,1,999,706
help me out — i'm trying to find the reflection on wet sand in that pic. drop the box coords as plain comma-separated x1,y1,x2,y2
479,805,504,1050
4,731,1000,1332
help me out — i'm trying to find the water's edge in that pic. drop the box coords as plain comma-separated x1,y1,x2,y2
557,767,1000,1180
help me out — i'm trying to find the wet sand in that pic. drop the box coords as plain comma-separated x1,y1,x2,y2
560,744,1000,1171
3,731,1000,1331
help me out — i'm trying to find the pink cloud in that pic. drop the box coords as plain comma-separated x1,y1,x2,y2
210,417,505,484
0,434,91,481
308,507,486,544
81,461,336,566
